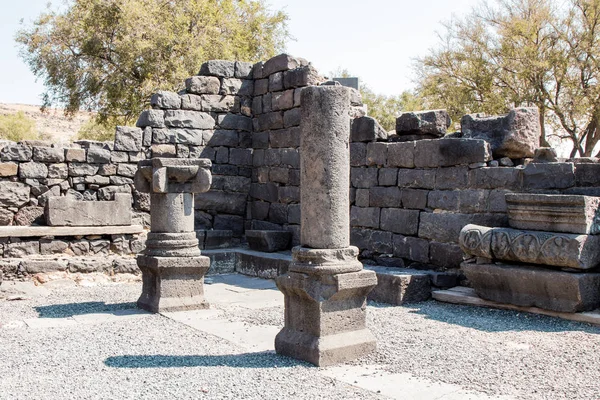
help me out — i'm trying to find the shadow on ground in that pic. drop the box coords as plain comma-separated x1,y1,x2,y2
35,301,137,318
374,299,600,334
104,351,305,369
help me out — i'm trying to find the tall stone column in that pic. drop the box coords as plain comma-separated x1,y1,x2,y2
275,86,378,366
134,158,212,313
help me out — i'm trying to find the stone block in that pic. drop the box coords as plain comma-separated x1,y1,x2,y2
401,189,428,210
369,186,401,208
522,163,575,189
19,162,47,179
419,213,507,244
283,65,321,89
459,224,600,270
429,241,464,268
205,130,238,147
246,230,291,252
46,193,132,226
462,262,600,312
279,186,299,204
397,168,436,189
506,193,600,234
428,190,488,213
0,209,14,225
233,249,291,278
396,109,450,136
181,94,203,111
5,241,39,258
434,166,469,190
574,162,600,187
40,239,69,255
204,230,234,249
269,72,284,92
150,91,181,109
378,168,398,186
220,78,253,96
20,260,67,274
386,142,415,168
1,144,32,162
151,144,176,158
110,151,129,163
370,230,393,253
195,191,247,215
414,139,491,168
271,89,294,111
350,206,380,229
213,215,244,236
461,107,540,158
0,182,30,208
33,147,64,162
0,162,18,176
283,108,301,128
114,126,143,151
270,127,300,148
350,143,367,166
366,266,431,305
350,167,378,188
392,234,430,263
218,114,252,132
47,163,68,180
14,206,44,226
263,53,306,76
164,110,215,129
366,142,387,166
468,167,522,190
65,148,86,162
256,112,284,131
380,208,419,235
199,60,235,77
87,147,111,164
185,76,221,95
351,116,388,142
136,109,165,128
235,61,253,78
200,95,237,112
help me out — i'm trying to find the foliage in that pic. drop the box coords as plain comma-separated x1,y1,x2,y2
416,0,600,156
0,112,39,142
77,119,115,141
17,0,289,125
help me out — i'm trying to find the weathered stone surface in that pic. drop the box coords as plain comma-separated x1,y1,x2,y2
245,230,291,252
221,78,253,96
263,54,307,76
0,162,18,176
199,60,235,77
420,213,507,244
462,261,600,312
20,260,67,274
386,142,415,168
114,126,143,151
351,116,388,142
283,65,321,89
68,258,113,273
234,61,253,79
522,163,575,189
350,206,380,229
366,266,431,305
19,162,48,179
65,148,86,162
461,107,540,158
14,206,44,226
397,168,436,189
87,147,111,164
506,193,600,234
40,239,69,255
300,86,351,249
392,234,429,263
414,139,491,168
0,182,29,208
150,91,181,109
218,114,252,131
369,186,401,208
532,147,558,163
5,241,39,257
350,167,378,189
1,144,32,162
33,147,64,163
396,109,450,137
468,167,521,190
46,193,132,226
459,224,600,269
380,208,419,235
186,76,221,95
68,163,99,177
275,270,377,366
203,230,234,249
164,110,215,129
136,109,165,128
201,95,237,112
0,208,14,225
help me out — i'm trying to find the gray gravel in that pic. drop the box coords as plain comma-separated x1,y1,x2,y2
2,278,600,399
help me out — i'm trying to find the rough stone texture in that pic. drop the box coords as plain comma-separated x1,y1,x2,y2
164,110,215,129
365,266,431,305
46,193,132,226
199,60,235,77
14,206,44,226
136,109,165,128
396,110,451,137
459,224,600,270
414,139,491,168
462,261,600,313
262,53,306,76
522,162,575,189
245,230,291,252
0,162,18,176
461,107,540,158
33,147,64,163
300,86,351,249
0,182,30,208
505,193,600,234
1,144,32,162
185,76,221,95
151,91,182,109
19,162,48,179
351,116,388,142
114,126,143,151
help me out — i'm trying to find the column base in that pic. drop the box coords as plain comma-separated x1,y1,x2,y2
137,255,210,313
275,266,378,367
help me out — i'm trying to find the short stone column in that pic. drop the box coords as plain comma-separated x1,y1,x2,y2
134,158,212,313
275,86,377,366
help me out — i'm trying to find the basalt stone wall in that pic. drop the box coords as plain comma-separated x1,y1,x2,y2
349,137,600,270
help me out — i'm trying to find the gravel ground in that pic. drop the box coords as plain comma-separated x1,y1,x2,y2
2,277,600,399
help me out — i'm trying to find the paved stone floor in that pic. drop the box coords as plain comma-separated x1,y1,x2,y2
2,273,599,399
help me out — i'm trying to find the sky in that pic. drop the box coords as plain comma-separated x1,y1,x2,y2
0,0,480,106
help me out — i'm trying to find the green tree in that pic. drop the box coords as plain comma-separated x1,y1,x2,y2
416,0,600,156
17,0,289,125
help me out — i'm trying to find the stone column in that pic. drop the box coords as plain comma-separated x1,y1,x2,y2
275,86,377,367
134,158,212,313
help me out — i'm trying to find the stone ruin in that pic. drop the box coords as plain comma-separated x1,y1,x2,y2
2,52,600,365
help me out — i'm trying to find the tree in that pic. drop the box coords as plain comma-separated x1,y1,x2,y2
416,0,600,157
17,0,289,125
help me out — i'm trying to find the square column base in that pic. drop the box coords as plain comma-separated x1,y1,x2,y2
275,269,378,366
137,255,210,313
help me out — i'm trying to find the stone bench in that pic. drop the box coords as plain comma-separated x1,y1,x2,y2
0,225,144,238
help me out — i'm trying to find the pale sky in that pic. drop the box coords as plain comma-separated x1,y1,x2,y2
0,0,480,106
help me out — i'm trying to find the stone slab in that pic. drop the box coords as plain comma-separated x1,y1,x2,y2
46,193,132,226
505,193,600,234
462,262,600,313
245,230,291,252
459,224,600,269
364,266,431,305
0,225,144,238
